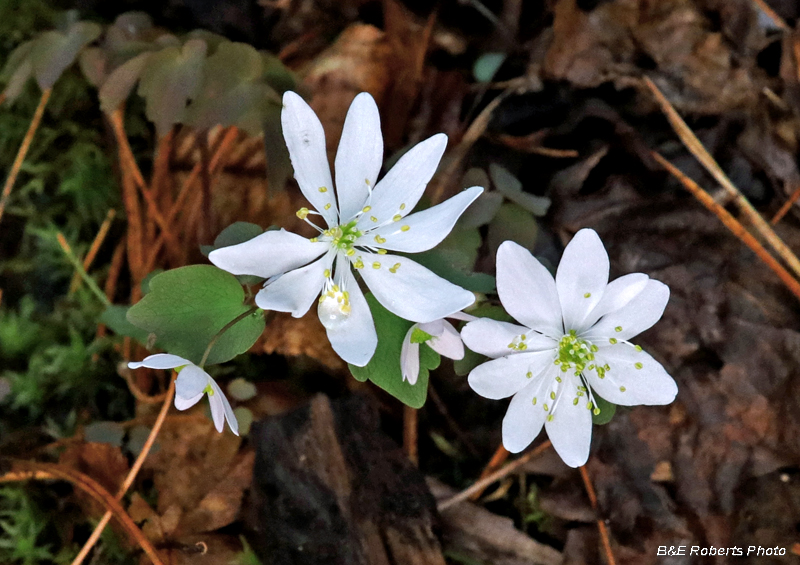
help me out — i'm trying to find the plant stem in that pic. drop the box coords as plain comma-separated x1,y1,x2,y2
56,233,110,306
0,88,51,227
199,306,260,368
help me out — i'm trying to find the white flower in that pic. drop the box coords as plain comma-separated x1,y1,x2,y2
128,354,239,435
461,229,677,467
401,312,477,385
209,92,482,366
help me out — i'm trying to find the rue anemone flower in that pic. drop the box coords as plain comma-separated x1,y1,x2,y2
401,312,476,385
209,91,482,366
461,230,677,467
128,354,238,435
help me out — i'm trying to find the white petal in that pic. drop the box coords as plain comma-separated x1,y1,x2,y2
356,134,447,229
208,378,239,435
426,320,464,360
501,374,551,453
447,311,477,322
357,253,475,323
588,344,677,406
174,392,203,410
556,229,609,331
325,267,377,366
468,350,556,400
496,241,563,337
462,318,557,359
367,187,483,253
401,325,421,384
544,374,592,468
281,91,338,225
585,279,669,341
175,365,210,401
209,228,327,279
254,253,332,317
581,273,649,330
128,353,192,370
335,93,383,221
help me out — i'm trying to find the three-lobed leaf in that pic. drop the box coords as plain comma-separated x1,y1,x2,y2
349,294,439,409
126,265,264,365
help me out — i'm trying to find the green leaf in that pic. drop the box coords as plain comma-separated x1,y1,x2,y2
413,228,496,293
0,40,34,102
186,42,280,135
201,222,265,285
126,265,265,365
99,51,151,114
489,164,551,216
30,22,102,89
348,294,439,408
227,377,257,401
99,305,150,343
263,101,292,194
591,394,617,425
137,39,207,137
487,202,539,256
260,51,295,94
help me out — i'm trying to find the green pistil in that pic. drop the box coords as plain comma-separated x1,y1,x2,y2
557,332,592,374
327,219,363,251
203,383,214,396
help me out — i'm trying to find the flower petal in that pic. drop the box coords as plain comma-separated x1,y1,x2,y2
461,318,555,359
584,279,669,341
544,374,592,467
174,392,203,410
556,228,609,331
129,353,192,370
335,93,383,222
209,228,327,279
501,373,551,453
588,344,677,406
401,325,420,384
581,273,649,330
356,134,447,230
468,350,556,400
325,267,378,366
367,187,483,253
175,365,209,401
209,378,239,435
254,253,332,317
425,320,464,360
357,253,475,323
281,91,338,225
496,241,562,337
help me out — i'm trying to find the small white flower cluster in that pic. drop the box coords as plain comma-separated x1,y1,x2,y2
128,92,677,468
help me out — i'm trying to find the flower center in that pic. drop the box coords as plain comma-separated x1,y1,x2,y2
318,281,351,330
555,330,597,374
324,220,363,253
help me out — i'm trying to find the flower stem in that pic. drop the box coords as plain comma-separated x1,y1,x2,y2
56,232,110,306
199,306,261,368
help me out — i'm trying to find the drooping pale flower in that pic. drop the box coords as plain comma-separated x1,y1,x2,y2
209,91,482,366
461,230,677,467
128,354,238,435
401,312,476,385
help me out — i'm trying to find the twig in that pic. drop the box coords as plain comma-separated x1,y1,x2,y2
0,88,51,226
121,367,168,404
427,384,480,457
70,379,175,565
580,465,617,565
403,405,418,466
469,443,510,501
0,460,164,565
70,209,117,294
652,151,800,301
771,183,800,225
142,126,239,275
437,440,551,511
644,77,800,281
56,233,110,306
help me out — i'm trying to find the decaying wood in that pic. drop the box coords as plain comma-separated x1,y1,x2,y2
245,394,446,565
428,477,563,565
